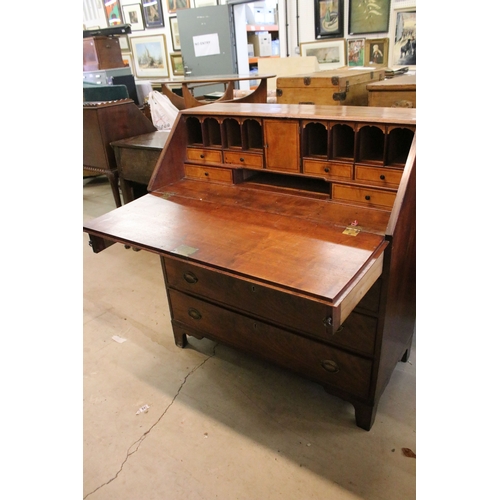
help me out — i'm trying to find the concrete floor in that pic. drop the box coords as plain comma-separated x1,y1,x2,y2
83,177,416,500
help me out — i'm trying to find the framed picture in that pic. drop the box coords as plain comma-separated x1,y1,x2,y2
167,0,191,13
365,37,388,67
347,38,365,67
118,35,130,51
169,16,181,51
314,0,344,39
392,8,416,66
348,0,390,35
103,0,123,26
122,3,145,31
170,53,184,76
300,39,346,70
130,35,169,78
141,0,164,28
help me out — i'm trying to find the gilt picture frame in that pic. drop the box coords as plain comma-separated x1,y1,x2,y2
365,37,388,67
169,16,181,51
130,34,169,78
170,53,184,76
314,0,344,39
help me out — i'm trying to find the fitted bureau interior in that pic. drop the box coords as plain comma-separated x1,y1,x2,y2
180,112,414,207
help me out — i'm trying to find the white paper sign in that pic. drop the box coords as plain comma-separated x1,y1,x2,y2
193,33,220,57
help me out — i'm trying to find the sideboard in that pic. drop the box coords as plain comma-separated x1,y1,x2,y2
83,103,416,430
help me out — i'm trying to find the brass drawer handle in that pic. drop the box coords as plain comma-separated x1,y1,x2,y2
204,172,209,176
365,195,371,201
324,167,330,173
240,157,245,162
188,308,202,320
323,316,333,327
200,154,205,158
321,360,340,373
183,271,198,284
379,174,385,180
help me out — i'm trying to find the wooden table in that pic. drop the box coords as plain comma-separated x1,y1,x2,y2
367,74,416,108
160,73,275,109
111,131,170,204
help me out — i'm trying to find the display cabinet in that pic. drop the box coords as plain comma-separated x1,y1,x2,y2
83,103,416,430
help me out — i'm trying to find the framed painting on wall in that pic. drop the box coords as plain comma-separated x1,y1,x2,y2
392,8,416,66
300,39,346,70
122,4,145,31
141,0,164,28
170,53,184,75
169,16,181,51
130,35,169,78
365,37,389,67
167,0,191,13
347,38,365,67
103,0,123,26
314,0,344,39
348,0,390,35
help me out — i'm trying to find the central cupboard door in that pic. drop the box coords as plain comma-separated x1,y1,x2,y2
263,119,300,172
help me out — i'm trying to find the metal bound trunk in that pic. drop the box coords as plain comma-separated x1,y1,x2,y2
276,67,386,106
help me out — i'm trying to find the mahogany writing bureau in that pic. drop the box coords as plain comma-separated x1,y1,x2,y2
83,103,416,430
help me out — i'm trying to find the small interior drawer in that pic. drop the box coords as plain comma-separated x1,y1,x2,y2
332,184,396,209
303,159,353,180
186,147,222,164
184,164,233,183
355,165,403,188
224,151,263,168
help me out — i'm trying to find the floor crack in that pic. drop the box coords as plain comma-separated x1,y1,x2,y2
84,343,218,499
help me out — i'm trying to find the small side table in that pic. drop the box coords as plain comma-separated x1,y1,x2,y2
111,131,170,204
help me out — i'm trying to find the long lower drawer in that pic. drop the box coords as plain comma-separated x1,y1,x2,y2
168,289,372,398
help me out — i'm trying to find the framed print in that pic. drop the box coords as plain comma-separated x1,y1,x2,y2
167,0,191,13
392,9,416,66
348,0,390,35
118,35,130,51
103,0,123,26
300,39,346,70
170,53,184,76
122,4,145,31
141,0,164,28
169,16,181,51
365,37,388,67
130,35,170,78
314,1,344,39
347,38,365,67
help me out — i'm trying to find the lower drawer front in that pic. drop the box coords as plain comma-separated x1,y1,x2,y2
184,164,233,183
332,184,396,209
169,289,372,398
162,256,336,340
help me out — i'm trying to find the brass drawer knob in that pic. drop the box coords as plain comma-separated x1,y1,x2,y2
240,157,245,162
365,195,371,201
321,360,340,373
188,308,202,320
380,174,385,180
200,154,205,158
324,167,330,173
183,272,198,284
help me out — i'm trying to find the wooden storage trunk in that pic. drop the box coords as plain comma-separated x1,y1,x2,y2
276,67,385,106
367,74,416,108
83,36,124,71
